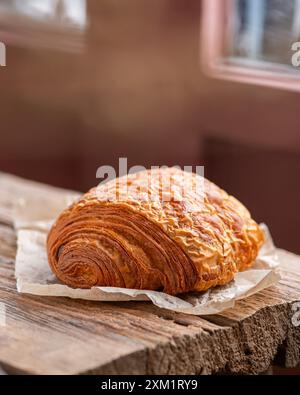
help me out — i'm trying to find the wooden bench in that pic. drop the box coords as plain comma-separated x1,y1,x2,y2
0,172,299,374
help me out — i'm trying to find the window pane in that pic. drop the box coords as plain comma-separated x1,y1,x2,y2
0,0,86,28
231,0,300,65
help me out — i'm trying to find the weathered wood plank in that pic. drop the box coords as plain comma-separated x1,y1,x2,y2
0,224,16,263
0,171,79,226
0,173,299,374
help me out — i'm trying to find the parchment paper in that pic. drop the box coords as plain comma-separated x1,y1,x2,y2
15,219,280,315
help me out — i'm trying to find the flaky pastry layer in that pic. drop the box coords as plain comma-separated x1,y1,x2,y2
47,168,264,294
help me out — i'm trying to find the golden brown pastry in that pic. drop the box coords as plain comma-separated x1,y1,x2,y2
47,167,264,294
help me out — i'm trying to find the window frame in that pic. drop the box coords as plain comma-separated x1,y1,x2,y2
201,0,300,92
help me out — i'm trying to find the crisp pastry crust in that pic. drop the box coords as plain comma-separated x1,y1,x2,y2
47,168,264,294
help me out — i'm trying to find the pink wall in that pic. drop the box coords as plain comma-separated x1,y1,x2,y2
0,1,299,188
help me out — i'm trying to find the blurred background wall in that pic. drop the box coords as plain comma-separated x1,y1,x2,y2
0,0,300,253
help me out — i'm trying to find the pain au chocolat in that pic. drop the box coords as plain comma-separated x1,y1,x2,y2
47,167,264,295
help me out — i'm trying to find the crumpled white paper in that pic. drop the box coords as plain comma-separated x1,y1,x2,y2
15,215,280,315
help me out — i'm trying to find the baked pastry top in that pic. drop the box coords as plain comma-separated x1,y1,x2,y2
47,167,264,294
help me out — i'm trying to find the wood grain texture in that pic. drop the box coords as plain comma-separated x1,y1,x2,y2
0,173,299,375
